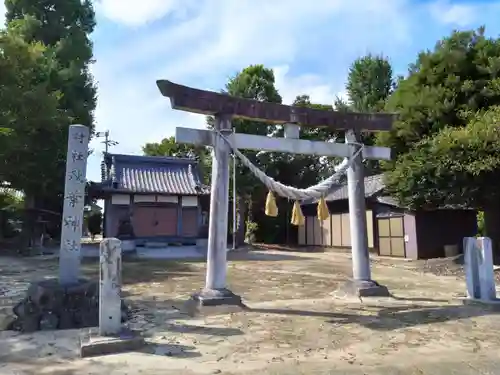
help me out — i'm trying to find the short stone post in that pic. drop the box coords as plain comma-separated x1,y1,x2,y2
59,124,89,285
80,237,144,357
99,238,122,336
464,237,496,301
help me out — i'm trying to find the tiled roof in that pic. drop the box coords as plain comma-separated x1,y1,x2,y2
100,154,209,195
375,195,400,207
302,174,474,211
323,174,385,202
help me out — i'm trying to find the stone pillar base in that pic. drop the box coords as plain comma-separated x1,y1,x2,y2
192,288,243,306
184,288,245,316
335,279,390,298
80,328,145,358
4,278,129,332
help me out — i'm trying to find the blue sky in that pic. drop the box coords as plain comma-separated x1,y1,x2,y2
2,0,500,183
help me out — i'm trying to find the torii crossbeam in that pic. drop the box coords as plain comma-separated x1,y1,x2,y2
157,80,395,307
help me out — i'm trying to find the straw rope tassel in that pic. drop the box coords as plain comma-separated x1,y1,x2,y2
291,201,305,226
265,191,278,217
317,197,329,221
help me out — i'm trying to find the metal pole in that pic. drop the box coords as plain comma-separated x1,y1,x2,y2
232,129,237,250
105,130,109,154
345,129,371,281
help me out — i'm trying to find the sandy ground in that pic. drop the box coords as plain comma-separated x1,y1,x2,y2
1,249,500,374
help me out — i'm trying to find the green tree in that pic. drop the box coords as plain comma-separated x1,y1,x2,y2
0,30,70,205
347,54,394,113
343,54,394,174
378,27,500,257
384,107,500,253
0,188,23,239
5,0,97,129
3,0,97,242
255,94,341,243
0,29,70,245
202,65,284,244
220,65,283,245
5,0,96,195
142,136,211,184
378,27,500,158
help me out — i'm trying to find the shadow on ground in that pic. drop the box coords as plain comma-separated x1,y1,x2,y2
228,251,316,262
243,298,500,332
253,244,327,253
77,251,316,286
79,258,201,285
142,343,201,358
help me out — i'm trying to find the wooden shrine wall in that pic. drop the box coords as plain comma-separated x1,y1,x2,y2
298,210,374,249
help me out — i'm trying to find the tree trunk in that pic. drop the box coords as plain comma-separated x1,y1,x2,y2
236,195,246,247
21,193,37,251
483,206,500,264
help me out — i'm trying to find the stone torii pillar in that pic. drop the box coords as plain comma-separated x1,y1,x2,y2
342,130,389,297
205,115,231,291
191,114,242,306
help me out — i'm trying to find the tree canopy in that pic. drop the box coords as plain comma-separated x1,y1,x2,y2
346,54,394,113
375,27,500,254
378,27,500,208
5,0,97,129
378,27,500,158
1,0,96,211
0,30,68,197
385,106,500,210
334,54,394,175
142,136,211,185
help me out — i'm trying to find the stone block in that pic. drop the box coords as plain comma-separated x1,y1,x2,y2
184,288,245,317
192,288,243,307
335,279,390,298
80,329,145,358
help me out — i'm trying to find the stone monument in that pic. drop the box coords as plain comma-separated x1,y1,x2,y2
6,125,128,332
464,237,497,302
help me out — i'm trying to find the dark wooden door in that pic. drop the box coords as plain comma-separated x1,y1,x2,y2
181,207,198,237
133,206,177,237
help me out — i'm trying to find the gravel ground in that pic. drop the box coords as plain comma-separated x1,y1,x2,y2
2,249,500,374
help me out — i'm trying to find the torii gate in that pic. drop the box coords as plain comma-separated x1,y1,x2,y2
157,80,396,306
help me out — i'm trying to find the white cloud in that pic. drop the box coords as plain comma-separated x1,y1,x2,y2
85,0,500,183
94,0,197,27
2,0,500,184
428,0,478,27
273,65,343,106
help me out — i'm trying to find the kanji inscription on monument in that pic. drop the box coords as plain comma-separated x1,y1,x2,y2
59,124,89,285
